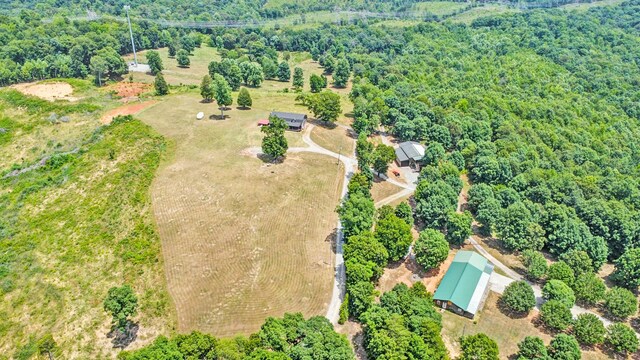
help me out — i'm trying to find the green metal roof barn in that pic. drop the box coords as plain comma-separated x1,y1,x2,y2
433,251,494,318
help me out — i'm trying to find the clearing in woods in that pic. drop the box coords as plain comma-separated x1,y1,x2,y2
11,81,80,102
136,89,345,336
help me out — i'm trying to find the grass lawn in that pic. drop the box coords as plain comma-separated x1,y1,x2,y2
442,292,612,359
413,1,470,16
310,123,355,157
136,91,344,337
124,46,221,86
371,179,405,204
559,0,625,10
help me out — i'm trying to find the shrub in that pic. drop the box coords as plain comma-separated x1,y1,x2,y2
573,313,605,345
501,281,536,314
604,287,638,320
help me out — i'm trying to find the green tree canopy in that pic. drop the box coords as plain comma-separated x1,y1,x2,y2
103,284,138,331
460,333,499,360
237,87,252,108
154,72,169,96
212,74,232,117
146,50,163,75
277,61,290,82
604,287,638,320
573,313,605,345
540,300,573,330
547,334,580,360
292,67,304,90
445,211,472,246
547,261,575,288
516,336,547,360
611,247,640,290
261,115,288,160
542,279,576,308
501,280,536,314
414,229,449,271
522,250,548,281
200,74,213,101
338,192,375,239
606,323,639,355
176,49,190,67
375,213,413,262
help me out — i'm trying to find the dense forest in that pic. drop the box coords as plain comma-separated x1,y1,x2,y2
5,0,602,20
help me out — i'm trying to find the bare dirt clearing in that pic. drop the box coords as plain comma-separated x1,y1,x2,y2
107,82,151,102
136,92,342,337
11,81,80,102
101,100,157,124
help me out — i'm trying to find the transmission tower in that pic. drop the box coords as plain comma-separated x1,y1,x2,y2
124,5,138,66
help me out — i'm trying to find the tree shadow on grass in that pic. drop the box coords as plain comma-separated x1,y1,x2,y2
309,118,337,129
107,321,139,349
209,114,229,120
257,153,284,164
199,99,214,104
325,228,338,255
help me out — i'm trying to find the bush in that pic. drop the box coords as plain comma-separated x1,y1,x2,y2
540,300,573,330
559,250,593,276
604,287,638,320
338,293,349,324
522,250,547,281
547,334,581,360
542,280,576,308
501,281,536,314
573,313,605,345
605,323,639,355
573,273,606,306
547,261,575,287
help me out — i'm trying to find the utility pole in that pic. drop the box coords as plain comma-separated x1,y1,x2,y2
124,5,137,66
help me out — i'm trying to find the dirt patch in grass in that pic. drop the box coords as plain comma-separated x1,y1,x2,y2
136,92,341,337
11,82,79,102
108,82,151,102
101,101,158,124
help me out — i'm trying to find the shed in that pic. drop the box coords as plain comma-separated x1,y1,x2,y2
257,119,270,126
395,141,425,169
433,251,494,319
270,111,307,131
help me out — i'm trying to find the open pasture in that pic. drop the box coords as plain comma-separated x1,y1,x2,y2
136,90,344,336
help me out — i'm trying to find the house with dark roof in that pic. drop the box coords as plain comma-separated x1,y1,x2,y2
270,111,307,131
433,251,494,319
395,141,425,169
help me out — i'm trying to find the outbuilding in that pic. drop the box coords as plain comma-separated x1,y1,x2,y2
433,251,494,319
270,111,307,131
395,141,425,170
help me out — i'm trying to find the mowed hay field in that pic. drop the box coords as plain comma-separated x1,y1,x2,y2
136,91,344,336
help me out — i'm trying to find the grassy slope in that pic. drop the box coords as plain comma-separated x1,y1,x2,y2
0,91,175,358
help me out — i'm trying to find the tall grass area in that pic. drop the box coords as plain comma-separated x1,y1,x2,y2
0,92,176,358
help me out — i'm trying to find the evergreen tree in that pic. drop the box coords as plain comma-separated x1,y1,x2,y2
200,75,213,102
154,72,169,95
277,61,290,82
293,67,304,90
237,87,252,108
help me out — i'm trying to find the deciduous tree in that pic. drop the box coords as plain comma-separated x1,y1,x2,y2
573,273,606,306
103,285,138,331
516,336,547,360
261,115,288,161
611,247,640,290
540,300,572,330
414,229,449,270
501,281,536,314
277,61,290,82
375,214,413,262
547,334,580,360
460,333,499,360
542,279,576,308
200,75,213,101
212,74,232,117
146,50,163,75
604,287,637,320
372,144,396,176
573,313,605,345
292,67,304,90
176,49,190,67
445,211,472,246
606,323,638,355
333,58,350,88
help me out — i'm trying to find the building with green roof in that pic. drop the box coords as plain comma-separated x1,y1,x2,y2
433,251,494,318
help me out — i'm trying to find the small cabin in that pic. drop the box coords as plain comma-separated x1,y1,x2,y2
270,111,307,131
